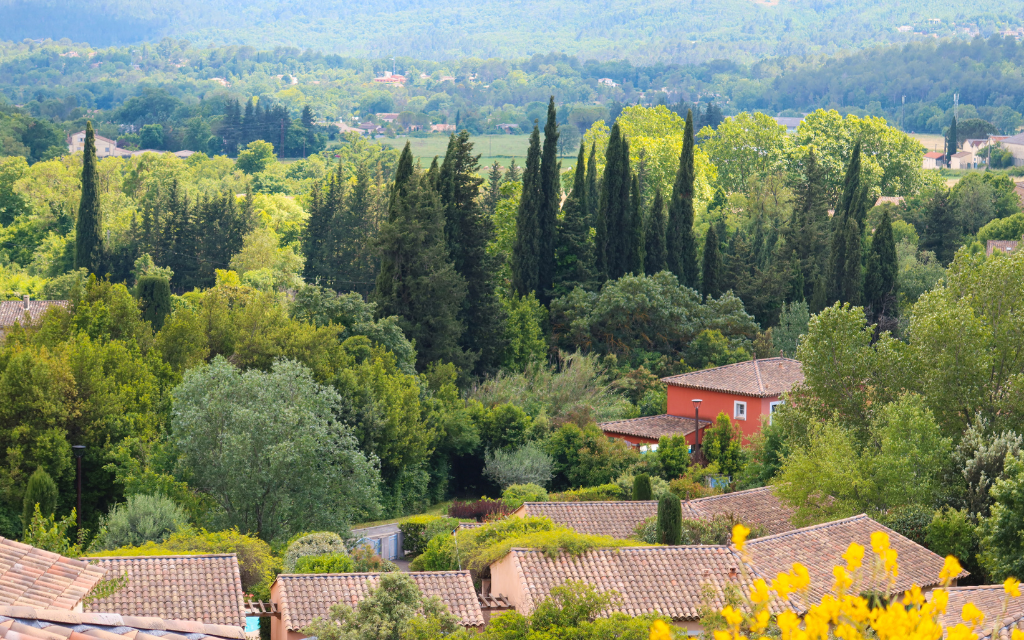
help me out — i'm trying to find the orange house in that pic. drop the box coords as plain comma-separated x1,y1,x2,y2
599,357,804,448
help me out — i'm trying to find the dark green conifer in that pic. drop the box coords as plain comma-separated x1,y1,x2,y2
633,473,653,501
644,189,667,275
829,145,866,303
946,115,958,165
505,158,521,184
835,142,863,222
512,126,543,297
75,121,104,273
484,161,503,216
586,143,598,227
864,210,898,324
596,123,632,280
666,110,698,289
788,148,830,300
553,144,595,295
841,216,863,305
701,224,723,300
657,494,682,545
628,174,644,274
920,189,959,265
22,467,58,531
137,275,172,330
538,97,560,302
375,144,417,305
787,250,805,302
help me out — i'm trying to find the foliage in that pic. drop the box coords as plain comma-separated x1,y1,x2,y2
978,454,1024,581
136,275,172,330
926,507,983,580
615,471,671,500
545,423,639,490
477,403,534,452
22,504,84,557
658,434,691,480
484,444,554,489
668,462,724,500
94,493,187,550
21,466,58,531
398,516,463,556
502,484,549,510
633,514,766,546
657,494,682,545
284,531,349,572
448,499,510,521
548,483,625,502
772,300,809,358
295,553,356,574
702,413,744,478
499,292,547,372
876,504,934,546
236,141,277,175
169,357,380,541
953,422,1023,517
633,473,653,500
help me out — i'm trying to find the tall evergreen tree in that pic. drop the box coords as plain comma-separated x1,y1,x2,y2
437,131,504,373
788,148,830,301
375,144,416,304
946,115,958,165
840,216,863,305
484,161,503,216
75,121,103,273
829,145,866,303
921,189,959,266
163,181,201,289
512,126,543,297
627,174,644,274
666,110,698,289
553,143,596,295
373,170,469,371
644,189,667,275
701,224,722,300
505,158,521,184
586,143,599,228
597,123,632,280
537,97,560,302
864,210,898,325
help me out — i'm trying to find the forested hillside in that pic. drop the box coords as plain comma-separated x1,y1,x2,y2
0,0,1021,62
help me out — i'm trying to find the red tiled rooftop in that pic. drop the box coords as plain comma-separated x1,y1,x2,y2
599,414,709,440
661,357,804,398
0,537,106,609
0,605,246,640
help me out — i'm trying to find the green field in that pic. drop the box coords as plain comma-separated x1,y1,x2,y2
379,135,577,171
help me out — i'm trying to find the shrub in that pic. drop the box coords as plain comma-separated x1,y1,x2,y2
484,444,554,489
657,495,682,544
294,552,355,574
668,462,724,500
502,484,549,510
633,474,653,500
409,533,458,572
877,504,934,546
399,515,462,556
546,423,639,490
284,531,348,572
22,467,58,530
657,434,691,479
349,543,399,573
448,498,511,521
632,513,768,546
926,507,982,580
479,404,534,452
95,494,187,550
615,471,672,500
549,483,625,502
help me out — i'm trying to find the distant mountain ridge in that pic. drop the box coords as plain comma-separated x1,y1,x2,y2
1,0,1022,62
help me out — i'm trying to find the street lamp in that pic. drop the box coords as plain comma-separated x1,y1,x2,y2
72,445,86,530
692,399,703,453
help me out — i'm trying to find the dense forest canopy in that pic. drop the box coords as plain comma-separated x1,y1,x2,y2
0,0,1021,62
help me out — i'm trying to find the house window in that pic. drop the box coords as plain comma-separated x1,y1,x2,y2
769,400,783,424
733,401,747,420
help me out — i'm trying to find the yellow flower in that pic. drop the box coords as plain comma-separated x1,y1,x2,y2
962,603,985,628
1012,629,1024,640
883,548,899,578
751,578,770,605
733,524,751,551
773,572,793,599
1005,577,1021,598
833,565,853,592
752,609,771,633
940,556,963,585
714,630,733,640
842,543,865,571
650,619,673,640
947,623,978,640
870,531,890,555
791,563,811,591
722,605,744,628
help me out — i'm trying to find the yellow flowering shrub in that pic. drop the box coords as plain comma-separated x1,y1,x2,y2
650,525,1023,640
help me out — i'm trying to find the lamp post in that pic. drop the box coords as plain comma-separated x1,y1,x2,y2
72,445,86,530
692,399,703,453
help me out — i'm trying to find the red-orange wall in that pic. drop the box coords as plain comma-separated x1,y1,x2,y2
666,385,779,442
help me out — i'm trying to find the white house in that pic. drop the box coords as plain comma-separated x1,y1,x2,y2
68,131,120,157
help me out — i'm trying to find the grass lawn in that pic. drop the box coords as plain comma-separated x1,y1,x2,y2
351,500,453,530
379,134,577,171
909,133,945,153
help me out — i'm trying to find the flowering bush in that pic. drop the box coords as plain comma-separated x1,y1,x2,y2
649,524,1022,640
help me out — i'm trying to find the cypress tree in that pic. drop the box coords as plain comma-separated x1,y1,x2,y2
484,161,503,216
788,149,829,299
373,170,469,371
375,144,417,305
666,110,698,289
597,123,632,280
701,224,722,300
586,142,598,227
921,189,959,265
538,97,560,302
438,131,504,373
628,173,644,274
840,216,863,305
946,115,958,165
137,275,172,330
829,145,865,303
553,143,596,295
75,121,104,273
864,211,898,324
633,473,653,501
657,494,682,545
22,467,58,531
512,126,543,297
644,189,667,275
835,142,863,222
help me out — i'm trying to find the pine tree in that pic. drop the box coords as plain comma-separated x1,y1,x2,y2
946,115,958,165
505,158,521,184
537,97,560,302
373,171,469,371
512,126,543,297
437,131,504,373
666,110,698,289
21,467,57,531
553,143,596,295
75,121,104,273
484,161,503,216
163,181,200,289
864,210,898,325
597,123,632,280
627,174,644,275
644,189,667,275
701,224,722,299
657,494,682,545
840,216,863,305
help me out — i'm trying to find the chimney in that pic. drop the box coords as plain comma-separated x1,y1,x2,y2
22,294,29,311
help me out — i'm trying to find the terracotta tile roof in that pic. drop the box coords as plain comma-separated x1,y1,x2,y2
517,487,796,540
874,196,905,206
515,501,658,539
936,585,1024,637
0,537,107,609
661,357,804,398
0,605,246,640
275,572,484,628
987,239,1020,256
83,555,245,627
0,300,68,329
744,515,964,604
599,414,709,440
990,611,1024,640
684,486,796,535
925,152,946,159
504,546,789,620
